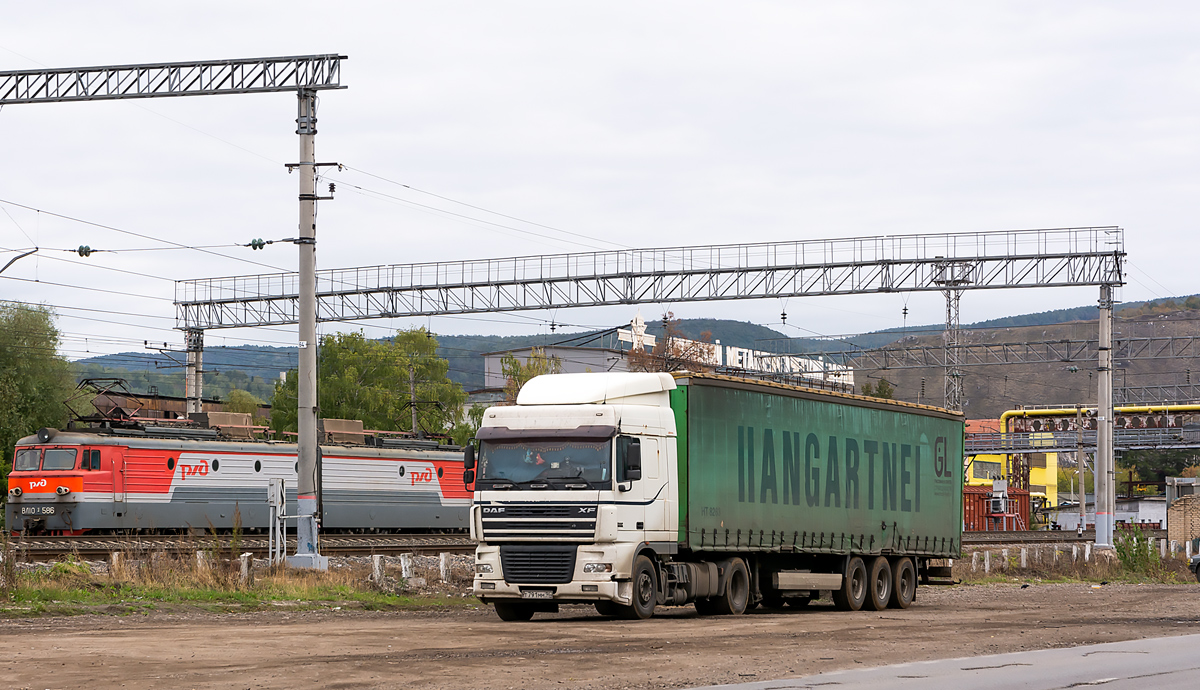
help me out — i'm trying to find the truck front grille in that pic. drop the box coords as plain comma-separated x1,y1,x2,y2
500,544,577,584
481,503,597,542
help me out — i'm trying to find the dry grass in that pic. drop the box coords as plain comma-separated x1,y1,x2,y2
0,543,476,618
955,539,1195,584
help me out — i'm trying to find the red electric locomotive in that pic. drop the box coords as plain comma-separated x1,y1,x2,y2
6,425,470,535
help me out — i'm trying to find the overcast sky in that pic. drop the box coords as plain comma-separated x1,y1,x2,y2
2,2,1197,362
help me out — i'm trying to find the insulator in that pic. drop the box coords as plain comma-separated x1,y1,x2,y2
77,245,92,257
328,182,336,193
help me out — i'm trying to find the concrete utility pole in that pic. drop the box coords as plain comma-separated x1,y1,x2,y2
289,88,326,570
184,328,204,414
1076,405,1086,536
1095,284,1115,548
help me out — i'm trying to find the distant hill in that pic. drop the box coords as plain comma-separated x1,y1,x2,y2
73,295,1200,413
73,319,793,395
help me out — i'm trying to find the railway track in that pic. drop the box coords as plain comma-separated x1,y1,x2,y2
5,533,476,561
7,530,1168,561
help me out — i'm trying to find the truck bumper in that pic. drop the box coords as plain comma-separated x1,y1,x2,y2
472,542,637,605
474,578,630,605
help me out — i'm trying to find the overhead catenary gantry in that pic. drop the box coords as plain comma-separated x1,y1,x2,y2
176,227,1122,326
1,54,346,571
175,225,1127,548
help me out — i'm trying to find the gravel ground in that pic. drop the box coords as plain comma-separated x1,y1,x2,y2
2,581,1198,689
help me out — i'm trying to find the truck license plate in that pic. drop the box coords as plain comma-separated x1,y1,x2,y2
20,505,55,516
520,590,553,599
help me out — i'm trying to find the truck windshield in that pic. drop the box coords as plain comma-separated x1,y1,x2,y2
477,439,611,489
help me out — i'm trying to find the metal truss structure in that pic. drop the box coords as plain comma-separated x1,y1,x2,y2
175,226,1123,328
0,55,345,104
966,428,1200,455
1114,384,1200,405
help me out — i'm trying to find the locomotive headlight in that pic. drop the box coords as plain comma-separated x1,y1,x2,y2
8,487,21,498
56,486,71,496
475,563,494,574
583,563,612,573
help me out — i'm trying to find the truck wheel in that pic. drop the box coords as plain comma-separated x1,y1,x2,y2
867,556,892,611
618,555,658,620
494,602,535,622
714,558,750,615
889,557,916,609
832,556,867,611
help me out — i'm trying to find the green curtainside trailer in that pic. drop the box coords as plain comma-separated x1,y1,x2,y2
671,375,964,558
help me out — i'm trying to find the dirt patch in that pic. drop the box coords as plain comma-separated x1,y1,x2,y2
1,582,1198,689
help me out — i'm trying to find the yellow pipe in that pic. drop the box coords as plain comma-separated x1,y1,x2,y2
999,404,1200,431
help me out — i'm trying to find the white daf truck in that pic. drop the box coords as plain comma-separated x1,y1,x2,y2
465,372,964,621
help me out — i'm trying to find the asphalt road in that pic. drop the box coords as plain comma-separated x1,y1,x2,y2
695,633,1200,690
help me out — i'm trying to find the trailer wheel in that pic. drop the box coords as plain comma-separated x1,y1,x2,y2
889,557,916,609
867,556,892,611
832,556,867,611
494,602,535,622
617,555,658,620
714,558,750,615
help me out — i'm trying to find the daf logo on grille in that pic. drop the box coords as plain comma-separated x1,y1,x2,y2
578,507,596,514
483,507,505,514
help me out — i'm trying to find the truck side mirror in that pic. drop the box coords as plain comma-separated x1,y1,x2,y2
623,441,642,482
463,443,476,470
463,469,475,485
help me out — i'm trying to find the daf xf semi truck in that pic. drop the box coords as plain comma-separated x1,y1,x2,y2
465,372,964,621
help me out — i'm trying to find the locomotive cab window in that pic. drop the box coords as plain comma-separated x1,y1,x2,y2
42,448,78,470
84,449,102,470
14,448,40,471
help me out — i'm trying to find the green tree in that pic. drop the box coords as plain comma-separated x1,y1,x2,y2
1,304,74,499
449,403,488,447
271,329,466,437
501,347,563,403
225,389,267,428
860,378,895,399
1120,449,1200,485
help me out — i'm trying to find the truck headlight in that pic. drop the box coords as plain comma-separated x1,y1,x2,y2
475,563,494,574
583,563,612,573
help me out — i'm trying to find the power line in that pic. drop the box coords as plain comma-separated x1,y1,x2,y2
1,244,174,282
340,165,627,250
0,274,173,302
341,184,607,252
0,198,289,272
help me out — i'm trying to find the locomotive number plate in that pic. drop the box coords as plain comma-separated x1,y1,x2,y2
520,590,553,599
20,505,56,516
